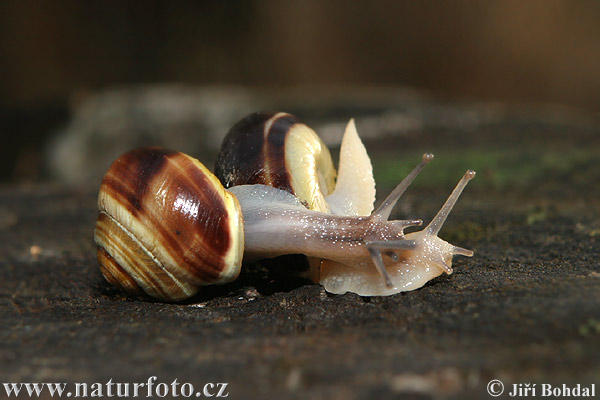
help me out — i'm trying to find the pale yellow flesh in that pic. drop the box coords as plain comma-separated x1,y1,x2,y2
318,232,454,296
319,259,444,296
325,119,376,216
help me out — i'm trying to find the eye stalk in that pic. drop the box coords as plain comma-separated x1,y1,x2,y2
372,152,434,221
426,169,476,237
404,169,476,274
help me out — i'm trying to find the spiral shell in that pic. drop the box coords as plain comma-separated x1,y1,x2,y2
94,147,244,301
215,112,336,212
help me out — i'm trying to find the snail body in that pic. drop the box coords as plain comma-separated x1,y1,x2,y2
94,113,475,301
215,112,475,296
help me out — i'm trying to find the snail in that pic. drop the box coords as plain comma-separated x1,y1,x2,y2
215,112,475,295
94,113,475,302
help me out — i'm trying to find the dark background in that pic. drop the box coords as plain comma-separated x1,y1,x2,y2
2,0,600,183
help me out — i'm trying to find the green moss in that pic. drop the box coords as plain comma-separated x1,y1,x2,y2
526,206,550,225
372,147,599,191
440,220,497,243
579,318,600,337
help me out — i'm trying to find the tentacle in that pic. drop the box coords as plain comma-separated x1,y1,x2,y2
366,246,393,288
365,239,417,288
434,258,453,274
365,239,416,250
389,219,423,230
453,246,474,257
425,170,476,236
373,153,434,221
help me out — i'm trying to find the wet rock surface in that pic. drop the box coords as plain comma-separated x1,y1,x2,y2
2,91,600,399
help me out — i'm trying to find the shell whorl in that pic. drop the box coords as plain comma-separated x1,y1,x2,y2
94,147,244,301
215,112,336,212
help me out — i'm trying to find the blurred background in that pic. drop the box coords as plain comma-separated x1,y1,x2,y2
1,0,600,184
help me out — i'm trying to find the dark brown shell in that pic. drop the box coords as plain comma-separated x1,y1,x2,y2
215,112,336,212
94,147,244,302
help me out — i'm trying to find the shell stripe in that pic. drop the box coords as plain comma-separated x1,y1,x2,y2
263,112,296,193
98,148,242,286
97,247,144,295
97,211,190,294
95,212,199,301
121,147,174,213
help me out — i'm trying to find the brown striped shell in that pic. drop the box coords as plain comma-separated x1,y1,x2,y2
215,112,336,212
94,147,244,302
